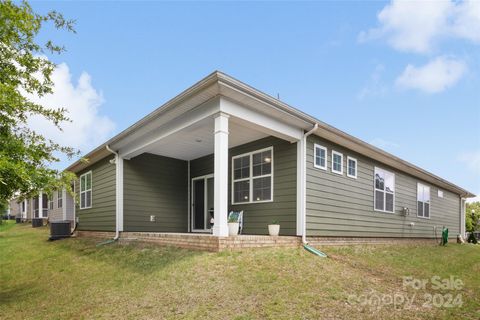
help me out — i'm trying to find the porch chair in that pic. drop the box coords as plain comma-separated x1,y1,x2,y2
210,211,244,234
228,211,244,235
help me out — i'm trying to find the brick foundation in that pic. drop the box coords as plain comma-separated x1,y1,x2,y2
76,231,300,251
76,231,116,239
307,237,439,246
75,231,441,251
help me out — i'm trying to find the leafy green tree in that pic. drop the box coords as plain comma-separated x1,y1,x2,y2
466,201,480,232
0,0,77,202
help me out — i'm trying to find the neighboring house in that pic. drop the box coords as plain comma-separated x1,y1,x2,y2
5,196,32,222
48,188,75,224
65,71,474,246
29,192,49,221
10,189,75,225
7,198,21,219
8,196,33,221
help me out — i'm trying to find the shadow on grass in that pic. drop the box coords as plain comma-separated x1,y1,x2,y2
52,237,206,275
0,284,37,305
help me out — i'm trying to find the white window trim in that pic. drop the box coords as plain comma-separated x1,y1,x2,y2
313,144,327,170
231,146,274,205
347,156,357,179
417,183,431,219
80,171,93,210
373,167,395,214
438,189,444,198
331,150,343,175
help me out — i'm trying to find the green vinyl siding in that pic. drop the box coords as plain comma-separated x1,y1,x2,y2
190,136,297,236
306,135,461,238
76,156,116,231
124,153,188,232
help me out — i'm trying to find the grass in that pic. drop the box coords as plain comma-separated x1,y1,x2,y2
1,224,479,320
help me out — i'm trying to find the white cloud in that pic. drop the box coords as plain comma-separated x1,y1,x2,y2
357,64,388,100
369,138,399,150
458,151,480,202
26,62,115,153
467,194,480,204
359,0,480,54
395,56,466,93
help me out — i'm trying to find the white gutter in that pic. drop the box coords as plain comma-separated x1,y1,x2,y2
106,145,121,241
302,124,319,244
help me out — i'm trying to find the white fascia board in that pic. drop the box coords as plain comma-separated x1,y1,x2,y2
119,97,221,159
219,97,303,142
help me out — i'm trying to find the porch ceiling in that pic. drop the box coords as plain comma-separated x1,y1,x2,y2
140,117,269,161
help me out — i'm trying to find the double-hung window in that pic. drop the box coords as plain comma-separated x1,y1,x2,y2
80,171,92,209
232,147,273,204
57,190,63,208
417,183,430,218
347,156,357,179
314,144,327,170
48,195,54,210
374,167,395,213
331,151,343,175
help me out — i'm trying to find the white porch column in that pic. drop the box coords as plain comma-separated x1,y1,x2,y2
39,191,43,218
213,112,229,237
460,197,466,238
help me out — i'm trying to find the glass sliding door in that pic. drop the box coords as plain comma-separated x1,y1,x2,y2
191,175,214,232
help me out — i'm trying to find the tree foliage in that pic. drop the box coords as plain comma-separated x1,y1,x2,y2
466,201,480,232
0,0,77,202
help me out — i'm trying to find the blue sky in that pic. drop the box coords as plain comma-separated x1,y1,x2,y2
31,1,480,199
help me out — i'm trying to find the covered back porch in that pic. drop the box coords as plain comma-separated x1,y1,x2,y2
111,92,309,238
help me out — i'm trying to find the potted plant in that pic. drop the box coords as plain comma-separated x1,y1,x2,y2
268,220,280,236
228,215,239,236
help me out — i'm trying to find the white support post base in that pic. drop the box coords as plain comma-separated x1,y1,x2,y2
213,112,229,237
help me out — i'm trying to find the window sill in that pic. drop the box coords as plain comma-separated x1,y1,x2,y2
232,199,273,205
416,215,431,220
331,170,343,176
313,164,327,171
374,209,395,214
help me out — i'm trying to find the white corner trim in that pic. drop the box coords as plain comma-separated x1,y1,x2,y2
460,197,466,238
296,139,305,236
62,188,67,220
116,156,124,232
187,160,191,233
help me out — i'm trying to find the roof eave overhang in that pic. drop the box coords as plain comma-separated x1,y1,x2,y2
65,71,475,198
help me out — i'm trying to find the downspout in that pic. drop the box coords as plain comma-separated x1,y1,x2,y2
302,123,318,244
105,145,120,242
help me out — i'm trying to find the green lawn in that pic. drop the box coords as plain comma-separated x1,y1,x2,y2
1,223,479,320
